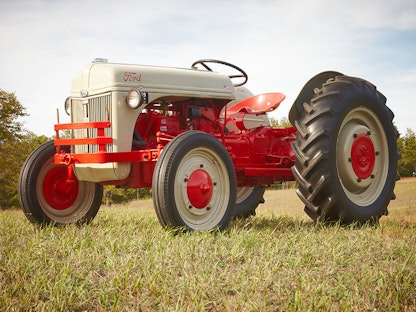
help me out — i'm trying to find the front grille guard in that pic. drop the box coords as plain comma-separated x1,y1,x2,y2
54,122,160,165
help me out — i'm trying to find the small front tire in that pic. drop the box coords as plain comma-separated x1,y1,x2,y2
152,131,237,231
18,141,103,225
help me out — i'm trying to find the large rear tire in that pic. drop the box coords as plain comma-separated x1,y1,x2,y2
291,75,400,224
152,131,236,231
18,141,103,225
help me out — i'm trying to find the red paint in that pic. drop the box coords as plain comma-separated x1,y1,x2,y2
54,93,296,188
42,166,79,210
123,72,142,82
351,134,375,179
186,169,213,209
226,93,285,115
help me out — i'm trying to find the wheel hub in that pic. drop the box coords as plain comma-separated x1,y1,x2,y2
337,122,375,193
186,169,213,209
351,133,375,180
42,166,79,210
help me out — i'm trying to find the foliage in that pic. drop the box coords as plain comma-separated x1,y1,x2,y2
0,89,27,144
0,90,51,209
397,128,416,177
103,186,151,205
0,132,50,209
269,116,292,128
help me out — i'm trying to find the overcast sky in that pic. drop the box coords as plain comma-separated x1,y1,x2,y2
1,0,415,136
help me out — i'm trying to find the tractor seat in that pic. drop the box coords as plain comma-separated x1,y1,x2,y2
226,92,286,115
224,92,286,131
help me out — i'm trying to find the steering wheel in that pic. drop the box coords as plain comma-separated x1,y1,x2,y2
191,59,248,87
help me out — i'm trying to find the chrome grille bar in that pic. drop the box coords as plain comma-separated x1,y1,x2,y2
71,93,113,153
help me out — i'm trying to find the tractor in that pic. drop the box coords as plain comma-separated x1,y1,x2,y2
18,59,400,231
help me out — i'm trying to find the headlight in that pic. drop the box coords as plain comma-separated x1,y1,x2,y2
64,97,71,116
80,89,89,97
126,88,144,109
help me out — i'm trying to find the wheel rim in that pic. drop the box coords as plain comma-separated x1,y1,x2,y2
236,187,254,204
37,159,97,223
174,146,230,230
336,107,389,206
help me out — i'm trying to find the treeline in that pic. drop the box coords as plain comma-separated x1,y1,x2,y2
0,89,415,209
0,90,51,209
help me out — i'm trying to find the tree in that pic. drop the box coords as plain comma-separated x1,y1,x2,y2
0,89,27,144
103,186,151,206
0,131,50,209
0,89,50,209
397,128,416,177
269,116,292,128
0,90,26,208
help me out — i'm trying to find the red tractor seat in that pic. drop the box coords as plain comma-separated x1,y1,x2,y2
224,92,286,131
226,92,286,115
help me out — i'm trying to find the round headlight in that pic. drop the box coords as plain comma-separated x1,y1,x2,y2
64,97,71,116
126,89,143,109
80,89,89,97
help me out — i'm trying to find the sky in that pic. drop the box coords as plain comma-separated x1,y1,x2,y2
0,0,415,136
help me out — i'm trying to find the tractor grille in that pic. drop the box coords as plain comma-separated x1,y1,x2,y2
71,93,113,153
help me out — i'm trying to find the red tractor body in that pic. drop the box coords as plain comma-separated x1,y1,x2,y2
54,94,296,189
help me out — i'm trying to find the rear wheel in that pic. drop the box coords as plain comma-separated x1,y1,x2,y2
291,75,399,224
234,186,265,218
152,131,236,231
18,141,103,225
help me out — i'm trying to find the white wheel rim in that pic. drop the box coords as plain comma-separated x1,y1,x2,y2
336,107,389,206
174,146,230,230
36,158,97,224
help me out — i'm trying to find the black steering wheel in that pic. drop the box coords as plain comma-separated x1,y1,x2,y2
191,59,248,87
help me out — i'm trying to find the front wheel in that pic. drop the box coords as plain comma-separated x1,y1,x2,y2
152,131,237,231
291,75,400,224
18,141,103,225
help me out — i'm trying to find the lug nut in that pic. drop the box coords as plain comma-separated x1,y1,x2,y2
357,178,362,182
353,133,358,138
371,174,375,179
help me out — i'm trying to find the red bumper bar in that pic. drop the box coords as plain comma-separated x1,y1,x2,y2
54,121,159,165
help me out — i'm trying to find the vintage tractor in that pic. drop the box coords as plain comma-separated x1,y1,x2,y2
18,59,400,230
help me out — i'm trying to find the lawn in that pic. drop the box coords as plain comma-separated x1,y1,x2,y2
1,178,415,311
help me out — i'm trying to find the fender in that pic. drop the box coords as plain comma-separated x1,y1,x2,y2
288,71,343,124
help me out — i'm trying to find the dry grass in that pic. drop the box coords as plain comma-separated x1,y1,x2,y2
0,178,415,311
386,177,416,223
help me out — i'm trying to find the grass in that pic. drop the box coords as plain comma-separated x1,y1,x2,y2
1,178,415,311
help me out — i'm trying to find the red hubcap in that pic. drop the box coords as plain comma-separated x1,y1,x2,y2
351,133,375,179
42,166,79,210
186,169,213,209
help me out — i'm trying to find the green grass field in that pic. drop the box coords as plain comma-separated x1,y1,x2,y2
1,178,415,311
